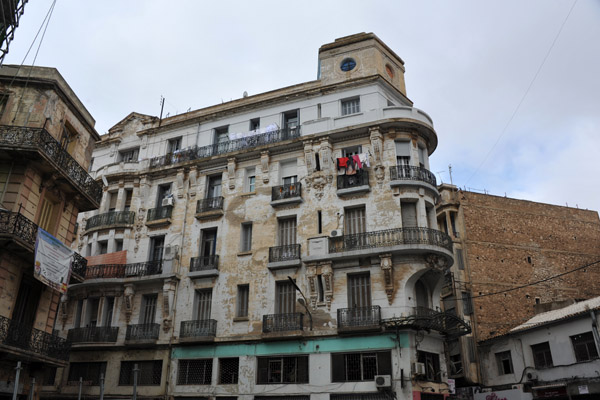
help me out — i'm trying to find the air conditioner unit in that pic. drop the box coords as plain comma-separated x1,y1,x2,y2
164,245,178,259
162,197,174,207
526,372,538,381
331,230,341,237
412,362,426,376
374,375,391,388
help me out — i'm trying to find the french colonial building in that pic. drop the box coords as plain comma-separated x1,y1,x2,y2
58,33,469,400
0,65,100,399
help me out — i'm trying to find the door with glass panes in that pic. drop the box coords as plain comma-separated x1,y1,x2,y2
347,273,373,323
277,217,297,259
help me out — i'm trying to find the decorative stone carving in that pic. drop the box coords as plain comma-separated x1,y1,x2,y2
304,173,328,200
133,208,145,253
261,151,270,184
306,263,318,309
425,254,449,271
321,262,333,310
123,284,135,323
303,141,313,174
319,139,333,173
380,253,394,304
374,165,385,184
162,279,177,332
227,157,236,190
176,168,185,198
189,168,197,197
369,127,383,164
77,218,86,251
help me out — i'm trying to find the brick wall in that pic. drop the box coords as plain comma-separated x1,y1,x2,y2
85,250,127,266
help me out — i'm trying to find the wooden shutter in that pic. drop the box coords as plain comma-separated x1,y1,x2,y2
401,202,417,228
276,281,295,314
141,294,157,324
347,274,371,308
344,207,366,235
278,218,297,246
194,289,212,320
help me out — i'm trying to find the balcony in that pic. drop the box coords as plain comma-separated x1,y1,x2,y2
0,315,70,366
268,244,301,270
85,210,135,231
0,210,87,278
67,326,119,344
336,170,370,196
149,126,302,169
195,196,224,220
389,165,437,193
146,205,172,227
84,261,162,280
125,323,160,343
382,307,471,339
263,313,303,333
337,306,381,333
271,183,302,206
189,255,219,278
179,319,217,342
0,125,102,209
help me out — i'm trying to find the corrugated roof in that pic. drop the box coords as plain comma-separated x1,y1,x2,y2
510,296,600,333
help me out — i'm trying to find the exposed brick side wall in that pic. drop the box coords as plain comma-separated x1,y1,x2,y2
85,250,128,266
460,191,600,340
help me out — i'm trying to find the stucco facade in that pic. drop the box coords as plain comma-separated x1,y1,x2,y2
56,33,468,400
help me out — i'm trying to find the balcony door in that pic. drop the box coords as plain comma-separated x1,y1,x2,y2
275,281,295,314
347,273,371,309
207,176,222,199
200,228,217,258
140,294,157,325
12,275,42,328
150,236,165,262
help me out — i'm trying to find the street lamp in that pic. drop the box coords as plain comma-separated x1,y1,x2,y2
287,276,313,330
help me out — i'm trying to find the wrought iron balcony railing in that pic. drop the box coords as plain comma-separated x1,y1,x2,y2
329,227,452,253
125,323,160,341
0,210,87,276
147,206,172,221
263,313,303,333
180,319,217,338
382,307,471,338
85,260,162,279
149,126,301,169
85,211,135,230
271,183,302,201
0,315,70,361
196,196,224,213
0,209,37,248
337,170,369,190
389,165,437,187
337,306,381,330
190,255,219,272
269,244,301,262
67,326,119,343
0,125,103,206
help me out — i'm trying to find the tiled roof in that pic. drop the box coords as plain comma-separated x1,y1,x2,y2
510,296,600,333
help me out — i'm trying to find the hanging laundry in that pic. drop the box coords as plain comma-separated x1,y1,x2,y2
337,157,349,170
346,157,357,175
359,153,370,168
352,154,362,169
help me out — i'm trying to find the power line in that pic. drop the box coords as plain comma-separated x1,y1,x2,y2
465,0,578,185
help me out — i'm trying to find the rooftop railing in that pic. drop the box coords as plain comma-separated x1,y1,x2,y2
179,319,217,338
262,313,303,333
149,126,301,169
67,326,119,343
389,165,437,187
0,315,70,361
85,260,162,279
85,210,135,230
190,255,219,272
272,183,302,201
0,125,103,206
196,196,224,213
125,323,160,341
329,227,452,253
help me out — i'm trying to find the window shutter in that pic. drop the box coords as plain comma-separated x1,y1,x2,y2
377,351,392,375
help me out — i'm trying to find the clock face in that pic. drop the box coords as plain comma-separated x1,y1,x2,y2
340,58,356,72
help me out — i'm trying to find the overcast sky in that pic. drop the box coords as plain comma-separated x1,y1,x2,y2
6,0,600,212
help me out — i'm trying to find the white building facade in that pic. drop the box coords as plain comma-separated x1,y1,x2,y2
49,33,470,400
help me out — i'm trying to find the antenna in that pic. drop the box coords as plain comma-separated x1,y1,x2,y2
448,164,454,186
158,96,165,127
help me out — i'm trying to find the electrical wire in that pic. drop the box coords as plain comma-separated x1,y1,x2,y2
465,0,578,185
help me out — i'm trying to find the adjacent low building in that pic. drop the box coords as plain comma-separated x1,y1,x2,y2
55,33,470,400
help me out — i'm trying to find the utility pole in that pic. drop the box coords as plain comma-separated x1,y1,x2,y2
12,361,22,400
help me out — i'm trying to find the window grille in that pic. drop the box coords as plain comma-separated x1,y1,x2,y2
177,359,212,385
236,285,249,317
119,360,162,386
331,351,391,382
256,356,309,384
571,332,598,362
67,362,107,386
341,98,360,116
219,358,239,384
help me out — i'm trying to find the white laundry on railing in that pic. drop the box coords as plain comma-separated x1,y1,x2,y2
228,123,279,141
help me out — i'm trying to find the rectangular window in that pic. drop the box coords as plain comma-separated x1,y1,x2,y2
74,299,83,328
97,241,108,255
194,289,212,320
347,273,371,308
236,285,249,318
245,168,256,192
200,228,218,257
207,175,222,199
38,197,58,233
250,118,260,131
102,296,115,327
341,98,360,116
156,183,172,207
115,239,123,252
177,359,212,385
331,351,391,382
149,236,165,262
462,291,473,315
456,248,465,270
215,126,229,144
317,274,324,302
85,298,100,327
317,210,322,234
140,294,157,325
240,223,253,252
67,362,107,386
571,332,598,362
344,206,366,235
124,189,133,211
219,358,239,384
342,145,362,158
279,159,298,185
277,217,297,246
395,141,411,167
167,137,182,153
531,342,553,369
107,191,118,211
118,147,139,162
495,351,514,375
417,351,441,382
282,110,299,130
119,360,162,386
418,146,426,168
401,201,418,228
275,280,296,314
257,356,308,384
